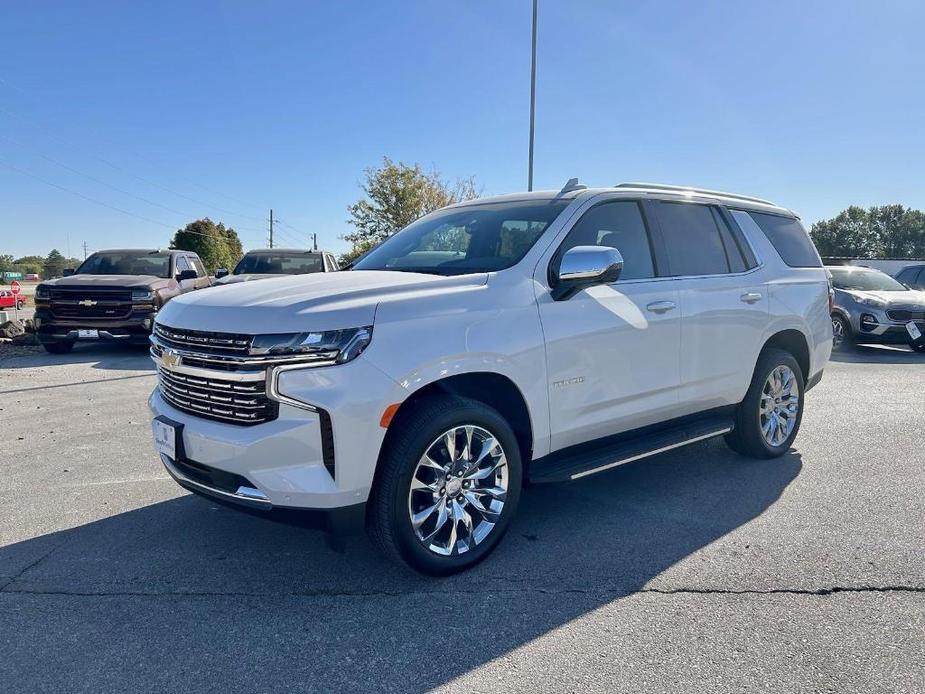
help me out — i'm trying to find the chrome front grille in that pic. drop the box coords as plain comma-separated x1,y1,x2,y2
153,323,252,355
157,367,277,425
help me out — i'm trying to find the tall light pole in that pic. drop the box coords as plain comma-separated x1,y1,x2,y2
527,0,538,191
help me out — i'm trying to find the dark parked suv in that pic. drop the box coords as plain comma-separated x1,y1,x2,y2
34,249,211,354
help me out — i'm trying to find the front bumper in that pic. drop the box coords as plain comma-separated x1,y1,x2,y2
843,306,925,345
148,347,400,515
35,310,156,344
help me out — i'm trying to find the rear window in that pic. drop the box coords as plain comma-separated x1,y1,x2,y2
655,202,731,276
740,211,821,268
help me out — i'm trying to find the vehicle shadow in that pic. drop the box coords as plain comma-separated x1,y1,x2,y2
0,439,801,692
0,342,154,374
829,343,925,364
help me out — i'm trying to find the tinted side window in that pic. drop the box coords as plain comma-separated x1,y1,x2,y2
656,202,730,276
175,256,191,273
746,211,821,268
558,201,654,280
897,266,923,288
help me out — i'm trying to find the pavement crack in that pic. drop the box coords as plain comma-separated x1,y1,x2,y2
0,584,922,599
0,542,67,592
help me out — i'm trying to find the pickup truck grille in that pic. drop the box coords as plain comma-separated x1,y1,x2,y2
50,288,133,319
157,368,277,426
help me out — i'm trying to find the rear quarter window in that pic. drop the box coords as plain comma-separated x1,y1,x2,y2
735,210,821,268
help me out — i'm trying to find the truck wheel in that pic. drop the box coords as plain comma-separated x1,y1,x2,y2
367,395,522,575
16,300,24,310
43,342,75,355
725,348,805,459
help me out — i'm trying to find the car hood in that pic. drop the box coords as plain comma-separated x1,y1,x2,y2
156,270,489,334
842,289,925,306
41,274,168,289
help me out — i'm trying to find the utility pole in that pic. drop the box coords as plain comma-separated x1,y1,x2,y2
82,241,88,260
312,233,318,251
527,0,538,191
268,209,274,249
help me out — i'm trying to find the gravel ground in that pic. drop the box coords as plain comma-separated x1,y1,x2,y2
0,342,922,693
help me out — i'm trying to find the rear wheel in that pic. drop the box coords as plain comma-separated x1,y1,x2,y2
725,348,804,458
367,395,522,575
43,341,74,354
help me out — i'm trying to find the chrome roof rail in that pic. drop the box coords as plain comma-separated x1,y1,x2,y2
615,182,776,207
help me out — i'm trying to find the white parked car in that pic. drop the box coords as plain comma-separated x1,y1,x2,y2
148,181,832,574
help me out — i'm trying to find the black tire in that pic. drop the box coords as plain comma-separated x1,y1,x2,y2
43,341,75,354
16,300,24,310
367,395,522,575
831,313,853,350
724,348,805,459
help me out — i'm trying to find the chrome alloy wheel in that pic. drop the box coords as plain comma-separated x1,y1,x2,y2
407,425,509,556
760,365,800,447
831,316,844,348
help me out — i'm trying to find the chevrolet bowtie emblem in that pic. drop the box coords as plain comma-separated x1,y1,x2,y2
162,349,181,369
78,299,97,307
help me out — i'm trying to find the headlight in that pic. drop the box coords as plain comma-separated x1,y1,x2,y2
35,284,50,301
250,326,373,365
132,289,156,303
854,295,887,309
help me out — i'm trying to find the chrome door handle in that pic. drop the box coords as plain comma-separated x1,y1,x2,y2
646,300,677,314
740,292,763,304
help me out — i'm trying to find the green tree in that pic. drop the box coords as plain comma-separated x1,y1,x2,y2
0,254,14,273
42,249,68,278
341,157,479,265
810,205,925,258
170,219,244,272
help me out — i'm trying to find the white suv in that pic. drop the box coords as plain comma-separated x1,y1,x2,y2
148,181,832,574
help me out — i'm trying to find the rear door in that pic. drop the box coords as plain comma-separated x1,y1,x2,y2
649,200,768,412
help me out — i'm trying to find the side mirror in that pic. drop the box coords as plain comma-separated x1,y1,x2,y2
62,268,76,277
176,269,198,282
214,268,229,279
551,246,624,301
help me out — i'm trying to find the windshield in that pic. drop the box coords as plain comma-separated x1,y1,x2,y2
829,268,907,292
76,252,171,278
233,252,324,275
352,200,570,275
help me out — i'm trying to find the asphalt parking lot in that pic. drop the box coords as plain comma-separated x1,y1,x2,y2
1,343,923,693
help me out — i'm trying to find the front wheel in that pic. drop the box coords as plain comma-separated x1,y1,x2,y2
367,395,522,575
831,314,852,350
725,348,805,458
16,300,24,310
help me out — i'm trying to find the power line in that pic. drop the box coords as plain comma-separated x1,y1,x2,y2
0,102,268,224
0,159,264,245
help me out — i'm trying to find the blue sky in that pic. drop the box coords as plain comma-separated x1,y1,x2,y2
1,0,923,259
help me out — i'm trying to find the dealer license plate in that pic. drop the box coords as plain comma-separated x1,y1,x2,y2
77,329,99,339
153,419,177,460
906,321,922,341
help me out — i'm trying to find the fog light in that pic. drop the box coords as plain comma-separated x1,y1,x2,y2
860,313,877,331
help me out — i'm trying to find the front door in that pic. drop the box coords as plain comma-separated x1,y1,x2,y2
536,198,682,451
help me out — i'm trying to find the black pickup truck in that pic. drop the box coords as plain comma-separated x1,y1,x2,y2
33,249,212,354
